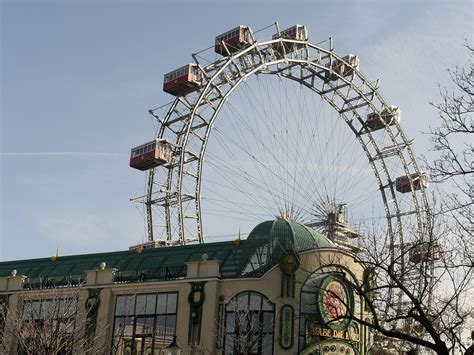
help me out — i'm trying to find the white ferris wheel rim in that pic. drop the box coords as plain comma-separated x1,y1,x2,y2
145,36,431,249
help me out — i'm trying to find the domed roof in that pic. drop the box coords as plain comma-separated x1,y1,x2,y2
239,219,333,277
247,218,333,252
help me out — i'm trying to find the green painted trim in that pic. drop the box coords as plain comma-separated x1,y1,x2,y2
280,304,294,349
188,282,205,308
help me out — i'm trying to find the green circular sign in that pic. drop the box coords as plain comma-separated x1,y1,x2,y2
317,275,352,330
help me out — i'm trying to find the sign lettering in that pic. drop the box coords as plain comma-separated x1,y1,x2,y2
310,326,360,342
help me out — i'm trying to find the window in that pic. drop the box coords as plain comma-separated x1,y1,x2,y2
224,291,274,355
161,144,170,155
112,292,178,354
19,298,77,355
0,296,6,335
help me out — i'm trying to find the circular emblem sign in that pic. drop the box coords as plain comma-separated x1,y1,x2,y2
324,280,347,320
279,251,300,275
318,276,352,329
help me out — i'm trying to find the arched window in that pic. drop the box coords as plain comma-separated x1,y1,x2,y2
224,291,274,355
299,266,359,353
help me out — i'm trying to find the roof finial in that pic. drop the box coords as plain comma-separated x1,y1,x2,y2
50,246,59,262
234,227,241,246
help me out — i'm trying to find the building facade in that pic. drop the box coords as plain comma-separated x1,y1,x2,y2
0,219,370,354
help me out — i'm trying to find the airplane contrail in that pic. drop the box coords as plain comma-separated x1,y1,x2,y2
0,152,128,157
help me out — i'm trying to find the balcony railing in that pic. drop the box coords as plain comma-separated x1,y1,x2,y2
114,265,187,284
22,275,85,290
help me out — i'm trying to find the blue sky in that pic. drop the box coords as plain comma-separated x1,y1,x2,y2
1,0,472,261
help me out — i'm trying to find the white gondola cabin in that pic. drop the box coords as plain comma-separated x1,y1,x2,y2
409,243,442,263
326,54,360,81
163,64,202,96
395,172,429,193
130,139,172,171
272,24,309,53
129,239,168,251
366,106,401,131
215,25,254,56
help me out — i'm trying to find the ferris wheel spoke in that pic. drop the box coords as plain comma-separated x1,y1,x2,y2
215,102,316,209
218,74,375,222
231,80,294,204
203,162,282,216
202,163,288,214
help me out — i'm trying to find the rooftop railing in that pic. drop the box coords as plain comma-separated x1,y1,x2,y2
22,275,86,290
113,265,187,284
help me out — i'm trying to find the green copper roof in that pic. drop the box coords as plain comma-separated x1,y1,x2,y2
247,218,333,251
0,241,247,288
0,220,333,288
239,219,333,277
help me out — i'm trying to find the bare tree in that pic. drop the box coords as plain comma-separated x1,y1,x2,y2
355,215,472,354
423,43,473,263
313,46,474,354
0,288,105,355
295,204,472,354
425,44,473,182
216,290,274,355
0,295,8,353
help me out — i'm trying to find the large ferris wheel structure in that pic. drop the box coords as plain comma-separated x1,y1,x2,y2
134,23,430,246
130,23,437,339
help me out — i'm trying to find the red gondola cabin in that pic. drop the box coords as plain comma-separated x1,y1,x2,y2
395,172,429,193
272,24,309,53
409,244,442,263
130,139,172,171
163,64,202,96
325,54,359,81
215,25,254,56
366,106,401,131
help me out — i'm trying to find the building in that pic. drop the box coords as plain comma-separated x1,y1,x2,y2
0,218,370,354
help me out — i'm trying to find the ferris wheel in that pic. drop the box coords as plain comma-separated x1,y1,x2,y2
130,22,435,336
131,22,430,251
